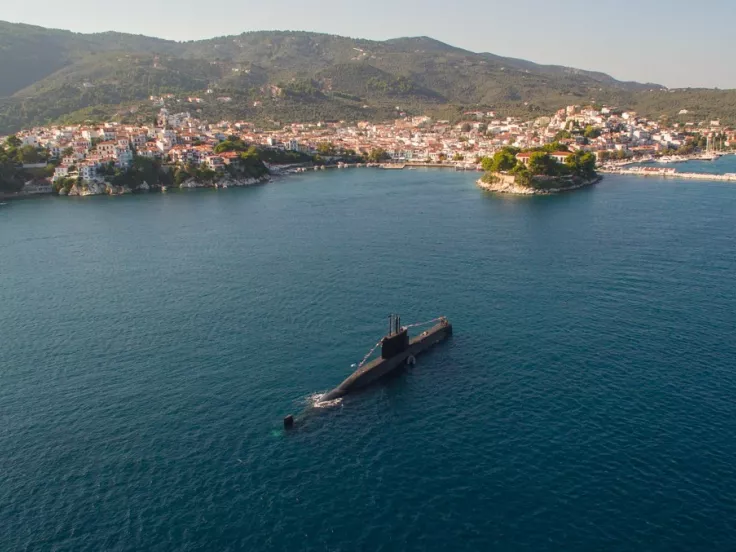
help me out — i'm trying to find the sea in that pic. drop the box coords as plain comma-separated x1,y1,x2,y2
2,168,736,551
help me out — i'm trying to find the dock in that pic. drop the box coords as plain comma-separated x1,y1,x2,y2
601,167,736,182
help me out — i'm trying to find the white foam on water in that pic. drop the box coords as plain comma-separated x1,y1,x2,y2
308,393,343,409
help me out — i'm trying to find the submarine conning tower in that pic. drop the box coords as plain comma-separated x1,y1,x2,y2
382,314,409,359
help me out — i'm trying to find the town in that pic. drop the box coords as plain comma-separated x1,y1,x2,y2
1,102,734,197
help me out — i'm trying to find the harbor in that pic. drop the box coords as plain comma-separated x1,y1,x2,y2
599,151,736,181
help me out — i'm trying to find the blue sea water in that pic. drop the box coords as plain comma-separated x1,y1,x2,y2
2,170,736,551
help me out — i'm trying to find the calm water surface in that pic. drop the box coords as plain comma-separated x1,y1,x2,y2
2,170,736,551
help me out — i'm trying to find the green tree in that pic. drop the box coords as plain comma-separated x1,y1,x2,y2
214,138,248,154
5,135,21,149
18,145,41,164
52,177,76,194
461,123,472,132
0,145,25,192
540,141,569,153
367,148,390,162
174,168,187,185
528,152,558,176
510,163,533,187
229,145,269,178
485,148,519,172
565,150,597,178
584,125,601,139
316,142,336,156
675,142,695,155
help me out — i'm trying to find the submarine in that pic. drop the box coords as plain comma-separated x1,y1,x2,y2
284,314,452,428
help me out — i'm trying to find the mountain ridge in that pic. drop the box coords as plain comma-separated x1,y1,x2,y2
1,21,734,133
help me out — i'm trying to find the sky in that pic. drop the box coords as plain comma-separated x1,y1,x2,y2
2,0,734,89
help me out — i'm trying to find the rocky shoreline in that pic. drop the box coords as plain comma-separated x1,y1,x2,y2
58,175,271,197
476,175,602,195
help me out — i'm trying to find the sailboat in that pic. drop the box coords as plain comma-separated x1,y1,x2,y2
698,134,721,161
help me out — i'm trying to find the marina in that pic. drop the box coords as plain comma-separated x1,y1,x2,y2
601,153,736,181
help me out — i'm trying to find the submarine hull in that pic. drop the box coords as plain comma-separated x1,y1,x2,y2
320,321,452,402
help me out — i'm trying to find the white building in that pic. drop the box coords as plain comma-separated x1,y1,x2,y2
22,180,53,194
78,164,98,181
21,135,39,147
53,165,70,181
115,148,133,167
97,141,116,157
205,155,225,170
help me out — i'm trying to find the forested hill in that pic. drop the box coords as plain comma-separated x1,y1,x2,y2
0,21,734,133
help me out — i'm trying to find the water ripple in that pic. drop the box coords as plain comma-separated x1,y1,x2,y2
1,172,736,551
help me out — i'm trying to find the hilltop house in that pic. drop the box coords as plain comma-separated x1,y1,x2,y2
516,151,572,165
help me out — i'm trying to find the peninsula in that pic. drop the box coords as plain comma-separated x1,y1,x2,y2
476,145,600,195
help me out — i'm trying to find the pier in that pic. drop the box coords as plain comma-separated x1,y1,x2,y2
601,167,736,182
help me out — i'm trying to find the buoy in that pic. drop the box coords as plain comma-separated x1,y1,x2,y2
283,415,294,429
406,355,416,366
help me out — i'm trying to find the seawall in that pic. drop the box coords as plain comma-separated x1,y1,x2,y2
601,168,736,181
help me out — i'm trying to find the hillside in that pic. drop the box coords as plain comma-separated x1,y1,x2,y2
0,21,735,133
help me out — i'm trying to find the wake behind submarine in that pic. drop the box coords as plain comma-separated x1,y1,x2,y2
284,314,452,429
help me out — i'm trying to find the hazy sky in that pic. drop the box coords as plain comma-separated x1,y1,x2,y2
2,0,734,89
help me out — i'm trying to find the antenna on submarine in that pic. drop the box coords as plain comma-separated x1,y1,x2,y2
388,313,401,335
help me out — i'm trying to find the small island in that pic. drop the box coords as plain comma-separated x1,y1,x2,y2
477,144,600,195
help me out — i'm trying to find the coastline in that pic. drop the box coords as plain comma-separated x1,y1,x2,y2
600,167,736,182
4,174,272,200
476,175,602,195
10,158,736,203
0,164,481,201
